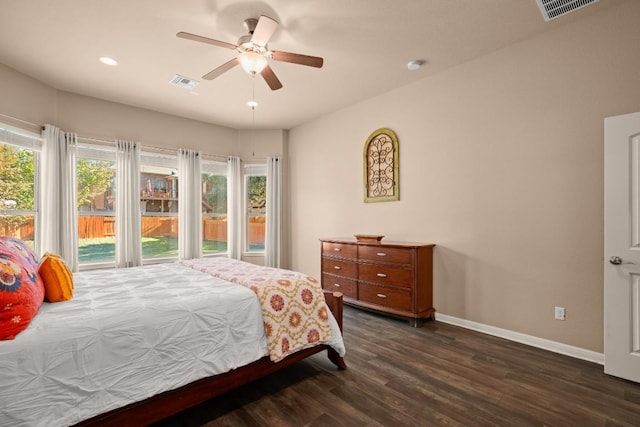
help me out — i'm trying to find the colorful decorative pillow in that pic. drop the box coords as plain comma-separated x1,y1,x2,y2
38,253,74,302
0,236,40,269
0,237,45,340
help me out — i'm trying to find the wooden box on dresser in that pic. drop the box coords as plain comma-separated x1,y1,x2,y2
320,238,435,327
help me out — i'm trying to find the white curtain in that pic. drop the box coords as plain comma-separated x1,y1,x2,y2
37,125,79,271
265,156,282,267
115,140,142,268
227,156,241,260
178,149,202,260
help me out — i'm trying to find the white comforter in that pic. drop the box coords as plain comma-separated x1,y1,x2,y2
0,263,345,427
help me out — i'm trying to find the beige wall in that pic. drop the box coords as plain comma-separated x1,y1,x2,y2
0,63,238,156
237,129,286,161
288,1,640,353
56,92,238,155
0,63,58,132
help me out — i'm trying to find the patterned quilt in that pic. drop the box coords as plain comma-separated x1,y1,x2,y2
180,258,332,362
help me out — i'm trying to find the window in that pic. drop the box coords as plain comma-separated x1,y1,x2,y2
244,164,266,252
140,153,178,260
202,161,227,254
76,145,116,264
0,126,41,250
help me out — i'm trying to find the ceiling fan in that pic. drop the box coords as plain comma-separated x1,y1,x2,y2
177,15,323,91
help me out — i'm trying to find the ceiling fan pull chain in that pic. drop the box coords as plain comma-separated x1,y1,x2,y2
252,76,256,157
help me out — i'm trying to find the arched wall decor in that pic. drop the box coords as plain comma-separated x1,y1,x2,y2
363,128,399,203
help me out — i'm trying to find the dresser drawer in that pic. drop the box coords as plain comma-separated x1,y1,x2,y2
322,274,357,299
322,257,357,278
359,283,411,312
359,263,412,287
322,241,357,259
358,245,413,264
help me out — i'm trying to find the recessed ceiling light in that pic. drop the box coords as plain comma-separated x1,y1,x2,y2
99,57,118,66
247,101,258,108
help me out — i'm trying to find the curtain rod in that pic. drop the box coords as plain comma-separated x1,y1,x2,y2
75,135,228,162
76,136,177,157
0,113,40,132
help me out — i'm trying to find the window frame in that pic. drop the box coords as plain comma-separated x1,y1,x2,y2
0,124,42,250
76,143,117,269
243,163,266,254
139,152,180,263
201,160,228,256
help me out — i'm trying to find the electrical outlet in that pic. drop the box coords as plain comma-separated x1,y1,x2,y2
554,306,566,321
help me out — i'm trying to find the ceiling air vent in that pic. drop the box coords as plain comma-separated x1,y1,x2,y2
535,0,599,22
169,74,199,90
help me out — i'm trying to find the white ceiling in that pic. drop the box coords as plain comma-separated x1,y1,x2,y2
0,0,622,130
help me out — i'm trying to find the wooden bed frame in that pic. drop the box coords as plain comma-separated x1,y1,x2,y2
75,291,346,427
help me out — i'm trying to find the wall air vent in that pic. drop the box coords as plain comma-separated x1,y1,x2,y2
535,0,599,22
169,74,199,90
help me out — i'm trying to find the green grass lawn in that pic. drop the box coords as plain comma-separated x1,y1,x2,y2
78,237,229,262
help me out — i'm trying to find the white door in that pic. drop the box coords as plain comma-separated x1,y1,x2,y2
604,111,640,383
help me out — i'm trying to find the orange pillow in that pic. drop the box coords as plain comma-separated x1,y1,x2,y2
38,253,74,302
0,237,45,340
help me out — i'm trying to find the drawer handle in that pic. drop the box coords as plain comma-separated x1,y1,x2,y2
376,273,387,278
376,252,387,257
333,247,341,252
333,283,342,288
376,293,387,299
333,266,341,270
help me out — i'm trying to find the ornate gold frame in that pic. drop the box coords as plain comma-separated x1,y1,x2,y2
363,128,399,203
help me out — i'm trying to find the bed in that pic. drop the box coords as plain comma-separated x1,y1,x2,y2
0,245,346,427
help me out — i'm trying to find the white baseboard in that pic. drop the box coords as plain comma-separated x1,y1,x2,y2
436,313,604,365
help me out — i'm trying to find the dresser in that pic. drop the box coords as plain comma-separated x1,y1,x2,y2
320,238,435,327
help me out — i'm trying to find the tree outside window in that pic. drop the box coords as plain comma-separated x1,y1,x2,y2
0,142,36,247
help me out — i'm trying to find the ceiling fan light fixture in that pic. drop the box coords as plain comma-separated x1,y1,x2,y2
238,51,268,75
177,15,322,90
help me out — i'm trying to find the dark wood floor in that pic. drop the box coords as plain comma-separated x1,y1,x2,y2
154,306,640,427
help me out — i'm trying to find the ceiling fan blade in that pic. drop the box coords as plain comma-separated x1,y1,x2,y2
251,15,278,47
176,31,237,50
271,51,323,68
260,64,283,90
202,58,239,80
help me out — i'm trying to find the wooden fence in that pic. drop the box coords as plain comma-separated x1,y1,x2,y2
2,216,265,245
1,219,35,240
